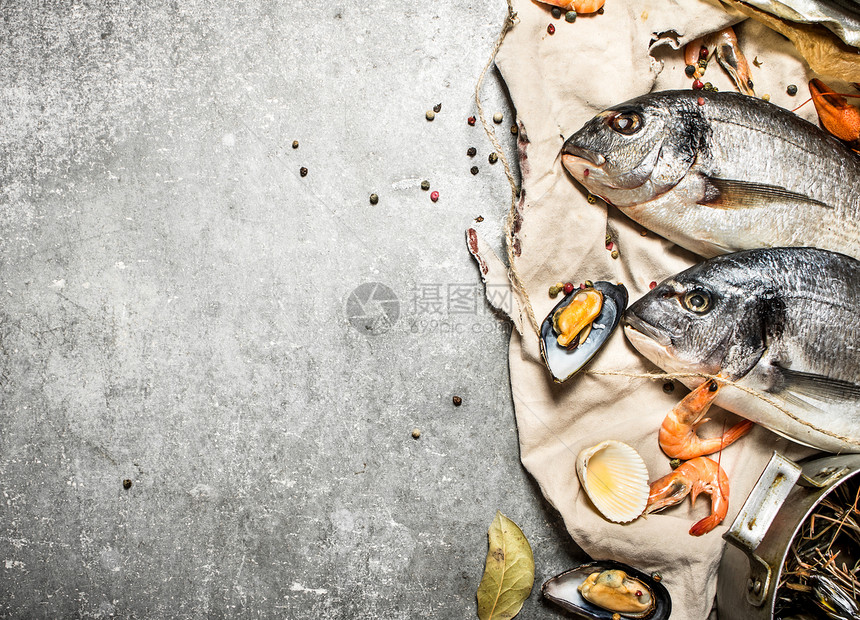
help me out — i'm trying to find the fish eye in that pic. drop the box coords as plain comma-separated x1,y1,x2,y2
683,290,712,314
609,111,643,135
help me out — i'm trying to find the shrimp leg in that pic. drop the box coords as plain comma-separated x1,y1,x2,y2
659,380,753,460
645,457,730,536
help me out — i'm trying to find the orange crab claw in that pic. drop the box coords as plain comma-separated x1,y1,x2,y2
809,79,860,146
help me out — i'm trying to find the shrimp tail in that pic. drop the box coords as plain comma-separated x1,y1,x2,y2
689,512,723,536
721,419,755,448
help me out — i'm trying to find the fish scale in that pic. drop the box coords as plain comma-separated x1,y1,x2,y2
562,90,860,259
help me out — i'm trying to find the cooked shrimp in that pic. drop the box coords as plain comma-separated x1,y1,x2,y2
537,0,605,15
713,27,755,96
572,0,605,13
684,37,705,68
659,380,753,460
682,27,755,95
645,456,729,536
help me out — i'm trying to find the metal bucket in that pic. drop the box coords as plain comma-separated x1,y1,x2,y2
716,451,860,619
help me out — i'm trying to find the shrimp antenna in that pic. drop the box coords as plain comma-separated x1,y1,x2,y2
791,92,860,113
715,387,730,499
791,97,813,113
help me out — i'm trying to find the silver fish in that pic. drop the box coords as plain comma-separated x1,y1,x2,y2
623,247,860,453
561,90,860,259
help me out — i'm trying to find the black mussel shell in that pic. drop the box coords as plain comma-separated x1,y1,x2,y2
540,281,628,383
808,574,860,619
543,561,671,620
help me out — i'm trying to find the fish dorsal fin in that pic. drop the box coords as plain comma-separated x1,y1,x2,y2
699,177,833,210
773,366,860,403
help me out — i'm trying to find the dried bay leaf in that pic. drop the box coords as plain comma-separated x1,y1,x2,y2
476,511,535,620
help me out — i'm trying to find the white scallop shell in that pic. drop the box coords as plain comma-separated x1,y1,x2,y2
576,440,650,523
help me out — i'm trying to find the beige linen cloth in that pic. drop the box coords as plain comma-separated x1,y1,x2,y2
468,1,836,617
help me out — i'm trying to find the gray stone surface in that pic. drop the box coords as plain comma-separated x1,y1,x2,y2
0,2,587,617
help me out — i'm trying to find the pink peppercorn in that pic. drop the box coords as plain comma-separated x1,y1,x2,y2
563,282,574,295
697,97,705,106
606,242,614,251
430,191,439,202
649,281,657,290
693,79,704,90
547,23,555,35
467,116,476,126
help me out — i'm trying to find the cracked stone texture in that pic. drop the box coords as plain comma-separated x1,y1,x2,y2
0,1,586,618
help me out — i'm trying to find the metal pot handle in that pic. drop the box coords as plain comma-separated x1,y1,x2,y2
722,452,803,606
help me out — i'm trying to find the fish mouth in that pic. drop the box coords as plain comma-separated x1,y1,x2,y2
561,149,606,185
561,142,606,167
622,311,671,347
561,153,596,180
622,322,681,378
561,140,606,166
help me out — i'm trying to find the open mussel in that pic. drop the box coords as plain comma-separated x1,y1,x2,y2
543,560,671,620
540,281,628,382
